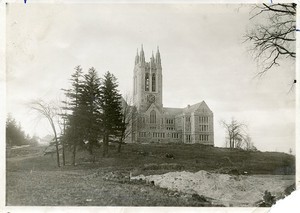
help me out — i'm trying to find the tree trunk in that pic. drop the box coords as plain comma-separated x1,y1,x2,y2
72,144,76,166
62,119,66,166
117,131,125,153
117,141,122,153
62,140,65,166
89,144,95,163
51,121,60,167
103,134,109,157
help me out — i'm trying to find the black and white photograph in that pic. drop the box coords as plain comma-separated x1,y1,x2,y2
2,0,298,211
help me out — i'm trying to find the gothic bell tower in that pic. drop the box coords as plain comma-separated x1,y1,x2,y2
133,45,163,112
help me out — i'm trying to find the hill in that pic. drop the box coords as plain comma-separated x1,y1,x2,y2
6,143,295,206
7,143,295,175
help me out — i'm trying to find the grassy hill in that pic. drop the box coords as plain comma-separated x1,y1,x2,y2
6,143,295,206
7,143,295,175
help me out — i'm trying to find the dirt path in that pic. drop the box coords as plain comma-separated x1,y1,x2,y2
131,171,294,206
6,152,44,162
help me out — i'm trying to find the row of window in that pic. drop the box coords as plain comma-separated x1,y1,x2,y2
186,116,209,123
199,125,209,132
138,132,209,141
138,132,147,137
166,119,174,124
139,132,165,138
186,134,209,142
153,132,165,138
138,132,179,139
140,114,210,125
145,73,156,92
200,116,209,123
166,127,175,130
172,133,179,138
200,135,209,141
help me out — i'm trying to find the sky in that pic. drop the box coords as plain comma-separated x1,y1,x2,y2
5,3,295,153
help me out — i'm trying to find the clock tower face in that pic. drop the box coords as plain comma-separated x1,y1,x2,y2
147,94,156,103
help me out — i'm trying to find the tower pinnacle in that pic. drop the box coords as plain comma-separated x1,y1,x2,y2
139,44,145,64
135,48,140,65
156,46,161,67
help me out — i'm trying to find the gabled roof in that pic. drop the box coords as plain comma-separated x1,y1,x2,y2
163,101,212,116
163,107,183,116
183,101,212,114
145,103,163,114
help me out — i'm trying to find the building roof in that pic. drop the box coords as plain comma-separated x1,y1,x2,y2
163,107,183,116
163,101,212,116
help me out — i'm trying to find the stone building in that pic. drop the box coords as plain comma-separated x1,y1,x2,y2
128,45,214,145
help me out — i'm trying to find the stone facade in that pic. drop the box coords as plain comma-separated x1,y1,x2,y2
127,45,214,146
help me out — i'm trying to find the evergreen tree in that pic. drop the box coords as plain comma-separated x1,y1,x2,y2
6,115,29,146
80,67,102,161
62,65,84,165
99,72,124,157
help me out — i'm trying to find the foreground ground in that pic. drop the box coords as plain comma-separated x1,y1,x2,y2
6,143,295,206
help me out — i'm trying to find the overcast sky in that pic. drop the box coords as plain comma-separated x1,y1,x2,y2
6,3,295,153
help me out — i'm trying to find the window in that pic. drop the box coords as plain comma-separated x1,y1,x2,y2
145,73,149,91
166,119,174,124
200,125,209,131
152,74,156,92
200,134,209,141
139,132,146,137
172,133,179,138
134,76,137,94
199,116,209,124
150,110,156,123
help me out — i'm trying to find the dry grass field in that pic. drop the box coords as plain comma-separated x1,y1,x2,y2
6,143,295,206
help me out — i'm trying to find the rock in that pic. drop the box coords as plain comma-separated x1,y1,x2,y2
165,153,174,159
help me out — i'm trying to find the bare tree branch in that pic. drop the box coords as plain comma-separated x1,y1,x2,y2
245,3,296,83
28,99,61,167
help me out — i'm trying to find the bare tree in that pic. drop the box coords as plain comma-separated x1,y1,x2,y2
29,99,61,167
243,135,257,151
221,118,247,149
117,95,137,153
245,3,296,77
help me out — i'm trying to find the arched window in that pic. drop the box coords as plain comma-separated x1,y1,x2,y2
145,73,149,91
150,110,156,123
152,73,156,92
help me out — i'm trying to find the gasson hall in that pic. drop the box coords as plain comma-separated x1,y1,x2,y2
126,45,214,146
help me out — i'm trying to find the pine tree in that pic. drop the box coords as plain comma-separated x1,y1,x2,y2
6,115,30,147
62,65,84,166
80,67,102,161
99,72,124,157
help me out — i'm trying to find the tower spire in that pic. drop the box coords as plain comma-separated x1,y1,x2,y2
156,45,161,67
150,50,155,66
135,48,140,65
139,44,145,64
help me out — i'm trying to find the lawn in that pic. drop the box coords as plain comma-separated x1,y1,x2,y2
6,143,295,206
